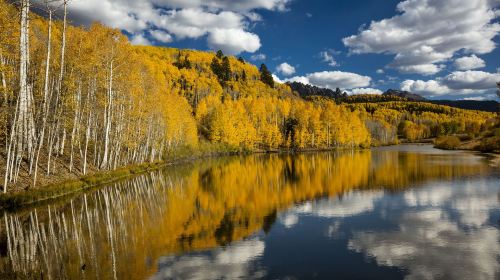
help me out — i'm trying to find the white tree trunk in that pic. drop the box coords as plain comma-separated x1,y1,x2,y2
3,0,35,192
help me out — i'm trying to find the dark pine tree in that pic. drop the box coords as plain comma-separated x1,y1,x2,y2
216,50,224,59
259,63,274,88
242,70,247,81
221,56,231,82
211,57,222,79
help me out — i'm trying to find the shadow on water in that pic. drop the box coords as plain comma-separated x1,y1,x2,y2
0,145,496,279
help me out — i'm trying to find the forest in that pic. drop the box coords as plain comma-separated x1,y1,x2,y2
0,0,497,193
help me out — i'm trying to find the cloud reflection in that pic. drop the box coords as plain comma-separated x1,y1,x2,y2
281,191,384,225
348,180,500,280
150,238,266,280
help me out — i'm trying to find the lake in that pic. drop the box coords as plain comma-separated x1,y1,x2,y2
0,144,499,279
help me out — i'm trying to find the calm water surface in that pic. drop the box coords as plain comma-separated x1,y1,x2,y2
1,145,499,279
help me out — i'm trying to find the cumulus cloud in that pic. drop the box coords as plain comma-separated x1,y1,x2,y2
396,64,445,76
275,62,296,76
401,79,450,96
343,0,500,75
207,28,261,54
250,53,266,61
454,55,486,70
348,88,383,95
49,0,291,54
376,69,384,74
286,71,372,89
130,33,151,45
401,70,500,97
285,75,310,85
441,70,500,90
320,51,338,67
272,74,284,84
149,30,173,43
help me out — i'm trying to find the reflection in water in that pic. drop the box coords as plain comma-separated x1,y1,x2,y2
348,180,500,280
0,145,497,279
151,238,266,280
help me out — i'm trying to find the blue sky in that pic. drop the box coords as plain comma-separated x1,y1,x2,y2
62,0,500,100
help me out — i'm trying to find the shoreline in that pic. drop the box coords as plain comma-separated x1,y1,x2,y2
1,143,496,211
0,150,241,211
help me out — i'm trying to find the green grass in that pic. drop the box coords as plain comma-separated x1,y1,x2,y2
0,162,165,210
0,142,244,210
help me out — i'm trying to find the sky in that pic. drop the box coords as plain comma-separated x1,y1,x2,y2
50,0,500,100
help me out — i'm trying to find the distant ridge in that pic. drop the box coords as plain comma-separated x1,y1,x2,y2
286,82,498,113
286,81,347,99
382,89,427,101
428,100,498,113
382,89,498,112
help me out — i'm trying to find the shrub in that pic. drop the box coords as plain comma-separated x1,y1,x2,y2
476,136,500,152
434,136,461,150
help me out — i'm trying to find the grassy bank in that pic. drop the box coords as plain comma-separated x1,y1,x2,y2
0,142,244,210
0,162,167,210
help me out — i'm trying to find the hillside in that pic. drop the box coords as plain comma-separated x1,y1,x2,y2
383,89,427,101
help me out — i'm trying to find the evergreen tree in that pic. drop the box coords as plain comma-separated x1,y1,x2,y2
222,56,231,82
259,63,274,88
216,50,224,59
238,56,245,64
183,54,192,69
211,57,221,78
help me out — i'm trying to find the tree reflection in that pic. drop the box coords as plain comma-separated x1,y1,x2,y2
0,147,492,279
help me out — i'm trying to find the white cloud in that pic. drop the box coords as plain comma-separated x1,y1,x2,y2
285,75,310,85
250,53,266,61
376,69,384,74
306,12,313,18
149,30,173,43
397,64,445,76
207,28,261,55
462,96,487,101
454,55,486,70
275,62,296,76
400,70,500,97
343,0,500,75
130,33,151,45
131,0,291,12
53,0,291,54
441,70,500,90
285,71,371,89
154,9,245,39
401,79,450,96
272,74,284,84
319,51,338,67
348,88,383,95
287,71,372,89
